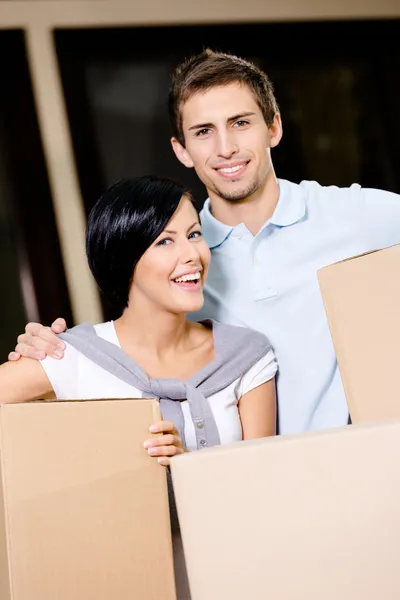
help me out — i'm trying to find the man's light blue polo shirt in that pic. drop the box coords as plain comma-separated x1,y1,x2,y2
191,179,400,434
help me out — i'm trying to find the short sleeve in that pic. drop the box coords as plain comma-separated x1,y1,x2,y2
40,343,80,399
357,187,400,249
238,349,278,398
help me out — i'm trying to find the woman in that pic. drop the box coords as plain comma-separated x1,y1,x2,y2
0,175,277,598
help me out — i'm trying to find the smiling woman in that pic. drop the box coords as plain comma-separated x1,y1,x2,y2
0,173,277,451
86,176,209,317
0,173,277,599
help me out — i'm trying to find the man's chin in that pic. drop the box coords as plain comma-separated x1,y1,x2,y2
214,182,258,203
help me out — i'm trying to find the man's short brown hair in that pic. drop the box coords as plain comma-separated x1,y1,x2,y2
168,48,279,146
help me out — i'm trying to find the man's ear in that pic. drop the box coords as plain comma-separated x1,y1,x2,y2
269,113,283,149
171,137,194,168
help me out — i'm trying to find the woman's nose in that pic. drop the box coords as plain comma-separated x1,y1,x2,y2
180,239,200,263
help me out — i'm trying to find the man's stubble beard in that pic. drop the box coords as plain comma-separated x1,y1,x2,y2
210,178,260,203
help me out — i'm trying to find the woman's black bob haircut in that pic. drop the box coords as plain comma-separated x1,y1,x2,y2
86,175,197,314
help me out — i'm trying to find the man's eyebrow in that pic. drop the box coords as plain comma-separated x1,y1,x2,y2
227,112,255,123
188,121,213,131
188,112,255,131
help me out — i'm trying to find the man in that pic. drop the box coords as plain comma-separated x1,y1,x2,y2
10,49,400,434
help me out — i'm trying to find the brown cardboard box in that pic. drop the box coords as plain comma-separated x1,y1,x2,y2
318,244,400,423
171,420,400,600
0,399,176,600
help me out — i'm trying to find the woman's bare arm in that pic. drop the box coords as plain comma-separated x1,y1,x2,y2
238,378,276,439
0,358,55,403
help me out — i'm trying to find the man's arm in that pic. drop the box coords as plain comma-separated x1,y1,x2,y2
9,318,67,361
358,186,400,249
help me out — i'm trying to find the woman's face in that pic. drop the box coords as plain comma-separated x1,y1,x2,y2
129,195,211,315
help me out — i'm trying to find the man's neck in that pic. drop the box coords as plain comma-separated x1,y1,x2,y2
208,171,280,236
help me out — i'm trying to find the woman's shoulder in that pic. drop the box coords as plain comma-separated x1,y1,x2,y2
61,321,120,347
200,319,277,386
235,346,278,398
201,319,272,349
93,321,120,345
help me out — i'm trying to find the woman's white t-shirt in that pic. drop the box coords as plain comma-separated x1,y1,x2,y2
41,321,278,452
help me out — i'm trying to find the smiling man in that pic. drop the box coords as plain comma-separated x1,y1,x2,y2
10,49,400,435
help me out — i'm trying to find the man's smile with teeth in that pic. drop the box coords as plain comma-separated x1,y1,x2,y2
216,161,250,174
219,166,241,173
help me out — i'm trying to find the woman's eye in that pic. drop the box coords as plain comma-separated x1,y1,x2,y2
189,231,202,239
156,238,172,246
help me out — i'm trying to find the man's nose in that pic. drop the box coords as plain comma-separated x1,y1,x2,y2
215,131,238,159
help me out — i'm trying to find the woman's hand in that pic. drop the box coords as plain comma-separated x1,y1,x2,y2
143,420,186,467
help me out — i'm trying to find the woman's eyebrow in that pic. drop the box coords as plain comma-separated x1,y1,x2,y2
164,221,199,235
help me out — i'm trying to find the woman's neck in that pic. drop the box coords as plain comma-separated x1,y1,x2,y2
114,301,214,381
114,304,192,361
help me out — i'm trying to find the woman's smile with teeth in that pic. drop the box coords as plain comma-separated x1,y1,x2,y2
174,271,201,283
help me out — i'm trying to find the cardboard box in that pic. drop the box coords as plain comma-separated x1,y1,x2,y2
0,399,176,600
318,244,400,423
171,420,400,600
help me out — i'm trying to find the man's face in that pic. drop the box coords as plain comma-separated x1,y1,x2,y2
171,83,282,203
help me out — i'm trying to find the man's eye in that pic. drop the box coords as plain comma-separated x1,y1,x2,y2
196,128,211,136
234,120,249,127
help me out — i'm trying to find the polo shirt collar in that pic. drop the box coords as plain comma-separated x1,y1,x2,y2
200,199,234,249
269,179,307,227
200,178,306,249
